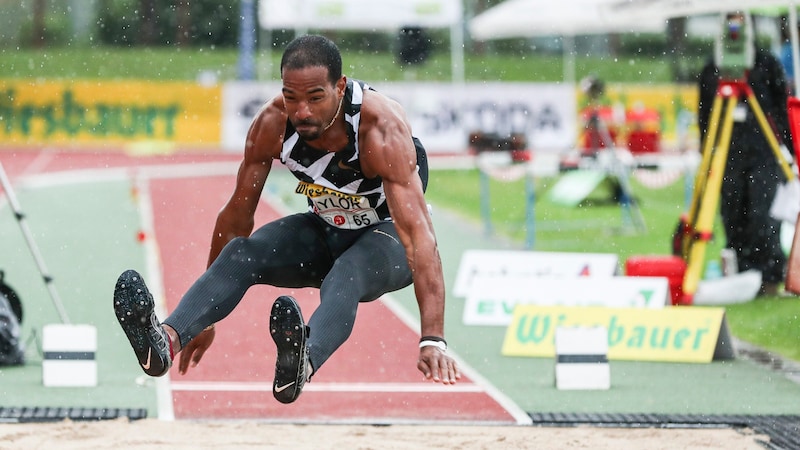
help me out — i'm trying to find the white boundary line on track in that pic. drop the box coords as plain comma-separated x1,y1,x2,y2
16,159,532,425
171,381,485,393
133,173,176,421
19,160,240,189
19,150,57,178
10,161,183,420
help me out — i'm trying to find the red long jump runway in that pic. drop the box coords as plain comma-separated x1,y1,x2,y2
147,171,521,424
2,149,523,423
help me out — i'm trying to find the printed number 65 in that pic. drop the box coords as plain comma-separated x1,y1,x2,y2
353,213,371,227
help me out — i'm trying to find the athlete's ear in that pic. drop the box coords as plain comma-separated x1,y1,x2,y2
336,76,347,97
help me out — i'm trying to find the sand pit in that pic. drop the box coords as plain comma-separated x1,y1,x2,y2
0,419,768,449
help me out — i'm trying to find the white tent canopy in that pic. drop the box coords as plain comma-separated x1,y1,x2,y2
468,0,666,82
258,0,465,83
606,0,795,20
605,0,800,96
470,0,666,40
259,0,462,30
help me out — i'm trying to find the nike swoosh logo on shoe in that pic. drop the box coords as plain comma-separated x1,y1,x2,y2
274,382,295,393
142,348,152,370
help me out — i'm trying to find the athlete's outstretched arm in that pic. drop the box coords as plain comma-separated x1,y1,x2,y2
208,99,287,265
175,96,287,374
359,90,460,384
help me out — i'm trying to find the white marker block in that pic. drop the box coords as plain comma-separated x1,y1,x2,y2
554,326,610,390
42,324,97,387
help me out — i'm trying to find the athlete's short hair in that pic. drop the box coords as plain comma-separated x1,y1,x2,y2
280,35,343,85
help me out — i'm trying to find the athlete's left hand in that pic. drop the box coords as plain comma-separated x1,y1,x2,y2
417,347,461,384
178,325,215,375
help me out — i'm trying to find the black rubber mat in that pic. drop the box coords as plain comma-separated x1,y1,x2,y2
0,407,147,423
529,413,800,450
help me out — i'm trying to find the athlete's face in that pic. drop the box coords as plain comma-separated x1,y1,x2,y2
281,66,344,141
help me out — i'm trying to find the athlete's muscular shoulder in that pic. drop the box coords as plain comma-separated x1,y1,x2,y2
358,89,416,180
245,94,287,163
359,89,409,134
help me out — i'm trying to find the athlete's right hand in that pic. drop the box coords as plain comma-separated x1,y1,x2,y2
178,325,215,375
417,346,461,385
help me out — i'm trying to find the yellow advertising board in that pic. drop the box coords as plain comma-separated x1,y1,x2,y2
0,80,221,145
502,305,734,363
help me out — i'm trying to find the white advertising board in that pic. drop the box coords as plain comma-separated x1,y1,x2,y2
379,82,576,153
453,250,619,298
221,82,577,153
463,275,668,326
221,81,280,152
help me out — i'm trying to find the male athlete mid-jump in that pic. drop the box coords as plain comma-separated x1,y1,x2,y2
113,34,460,403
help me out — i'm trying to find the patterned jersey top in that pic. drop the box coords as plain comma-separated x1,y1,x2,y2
280,79,428,230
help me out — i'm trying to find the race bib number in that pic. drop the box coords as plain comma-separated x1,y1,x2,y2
296,181,380,229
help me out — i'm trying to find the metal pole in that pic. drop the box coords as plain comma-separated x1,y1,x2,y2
525,173,535,249
451,22,465,85
0,162,70,324
479,168,493,237
790,3,800,96
237,0,256,81
563,34,576,84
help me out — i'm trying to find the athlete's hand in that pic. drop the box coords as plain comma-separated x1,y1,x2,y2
417,346,461,384
178,326,215,375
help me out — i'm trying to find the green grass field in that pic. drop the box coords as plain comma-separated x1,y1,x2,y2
0,47,673,83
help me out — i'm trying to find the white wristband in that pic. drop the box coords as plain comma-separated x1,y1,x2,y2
419,340,447,351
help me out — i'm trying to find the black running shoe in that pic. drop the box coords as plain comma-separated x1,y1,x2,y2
113,269,172,377
270,295,309,404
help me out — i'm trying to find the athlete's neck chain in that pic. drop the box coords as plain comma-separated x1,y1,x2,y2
322,96,344,133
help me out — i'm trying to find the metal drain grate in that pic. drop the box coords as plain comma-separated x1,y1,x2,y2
0,407,147,423
528,413,800,450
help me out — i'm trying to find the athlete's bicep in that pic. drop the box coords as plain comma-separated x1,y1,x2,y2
221,99,285,225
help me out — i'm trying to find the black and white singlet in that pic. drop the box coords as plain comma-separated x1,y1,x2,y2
280,79,428,230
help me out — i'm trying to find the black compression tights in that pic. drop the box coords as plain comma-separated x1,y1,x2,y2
163,213,413,371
